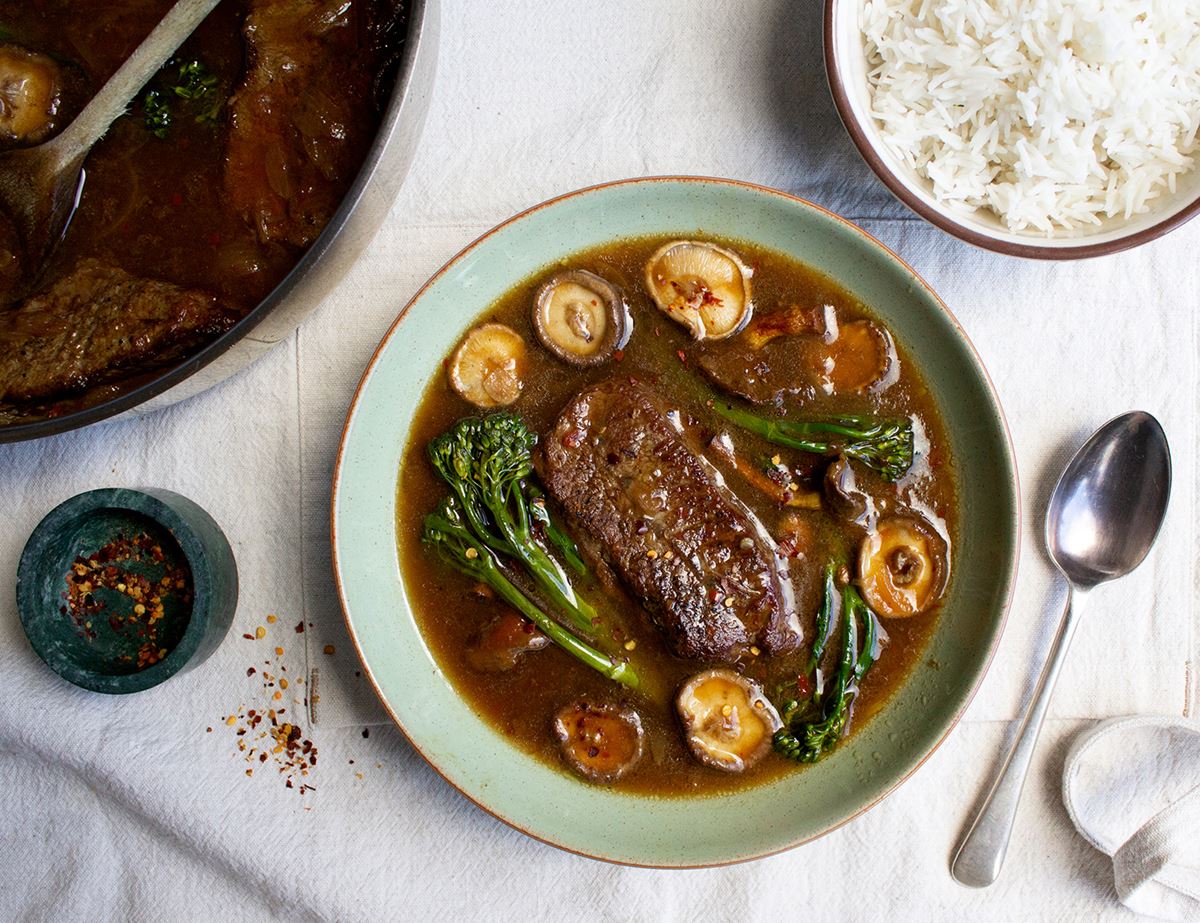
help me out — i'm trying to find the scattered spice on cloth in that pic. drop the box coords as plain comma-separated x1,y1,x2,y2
220,705,318,793
220,616,385,793
220,614,317,795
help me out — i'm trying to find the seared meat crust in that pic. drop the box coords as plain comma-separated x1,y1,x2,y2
539,378,800,660
0,260,235,403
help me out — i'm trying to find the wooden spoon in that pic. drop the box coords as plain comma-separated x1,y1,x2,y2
0,0,223,303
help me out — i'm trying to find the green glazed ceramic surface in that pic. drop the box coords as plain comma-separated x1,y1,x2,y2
18,488,239,694
332,177,1019,866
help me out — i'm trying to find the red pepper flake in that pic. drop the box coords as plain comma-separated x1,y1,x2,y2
242,633,254,640
361,728,369,739
295,621,305,634
58,531,191,655
676,349,688,367
561,427,584,449
170,192,184,208
613,349,624,362
218,704,319,796
246,667,256,677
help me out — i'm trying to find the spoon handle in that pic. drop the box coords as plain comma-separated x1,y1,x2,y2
50,0,223,169
950,584,1089,887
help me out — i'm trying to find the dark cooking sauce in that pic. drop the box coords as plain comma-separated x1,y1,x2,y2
3,3,266,293
0,0,405,422
397,235,957,796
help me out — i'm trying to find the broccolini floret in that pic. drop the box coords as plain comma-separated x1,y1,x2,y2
426,413,595,631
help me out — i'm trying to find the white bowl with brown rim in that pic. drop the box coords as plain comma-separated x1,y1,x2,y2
824,0,1200,259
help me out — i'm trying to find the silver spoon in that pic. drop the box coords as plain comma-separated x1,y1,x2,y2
0,0,222,300
951,411,1172,887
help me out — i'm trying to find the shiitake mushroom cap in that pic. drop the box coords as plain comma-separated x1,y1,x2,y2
821,318,900,395
858,515,949,617
644,240,754,341
532,270,630,367
552,700,645,784
676,669,783,773
447,322,528,408
0,46,63,145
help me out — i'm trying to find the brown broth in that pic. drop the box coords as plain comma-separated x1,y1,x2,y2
396,235,957,797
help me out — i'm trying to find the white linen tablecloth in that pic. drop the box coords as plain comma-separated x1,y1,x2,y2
1,2,1197,919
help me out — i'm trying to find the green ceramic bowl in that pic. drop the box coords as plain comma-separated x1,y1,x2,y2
18,488,239,694
332,177,1019,866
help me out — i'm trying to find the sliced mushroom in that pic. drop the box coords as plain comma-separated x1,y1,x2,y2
553,701,645,784
645,240,753,340
465,609,549,672
824,455,877,530
743,303,827,349
709,433,821,508
821,320,899,395
858,516,948,617
532,270,630,366
448,322,527,408
676,669,783,772
0,46,62,145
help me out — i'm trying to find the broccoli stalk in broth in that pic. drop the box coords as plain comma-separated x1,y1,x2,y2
422,498,638,690
714,403,915,483
774,575,882,763
807,562,838,675
526,484,587,577
427,414,597,632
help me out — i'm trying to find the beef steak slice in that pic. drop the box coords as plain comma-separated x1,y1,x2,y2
0,259,236,403
538,377,801,660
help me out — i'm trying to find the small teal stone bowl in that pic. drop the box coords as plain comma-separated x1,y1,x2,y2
17,488,238,694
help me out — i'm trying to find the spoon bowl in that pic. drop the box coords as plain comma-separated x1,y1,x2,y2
0,146,86,299
1047,412,1172,588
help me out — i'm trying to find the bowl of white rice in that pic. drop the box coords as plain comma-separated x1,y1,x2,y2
825,0,1200,258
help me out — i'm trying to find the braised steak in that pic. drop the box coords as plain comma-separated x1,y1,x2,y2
538,378,801,660
0,260,236,403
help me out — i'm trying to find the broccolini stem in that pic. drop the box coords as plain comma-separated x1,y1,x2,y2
483,553,635,688
713,403,915,482
848,588,881,682
807,562,837,674
773,579,881,763
492,489,596,630
528,488,588,577
423,502,638,690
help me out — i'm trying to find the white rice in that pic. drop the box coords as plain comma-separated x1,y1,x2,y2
861,0,1200,234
